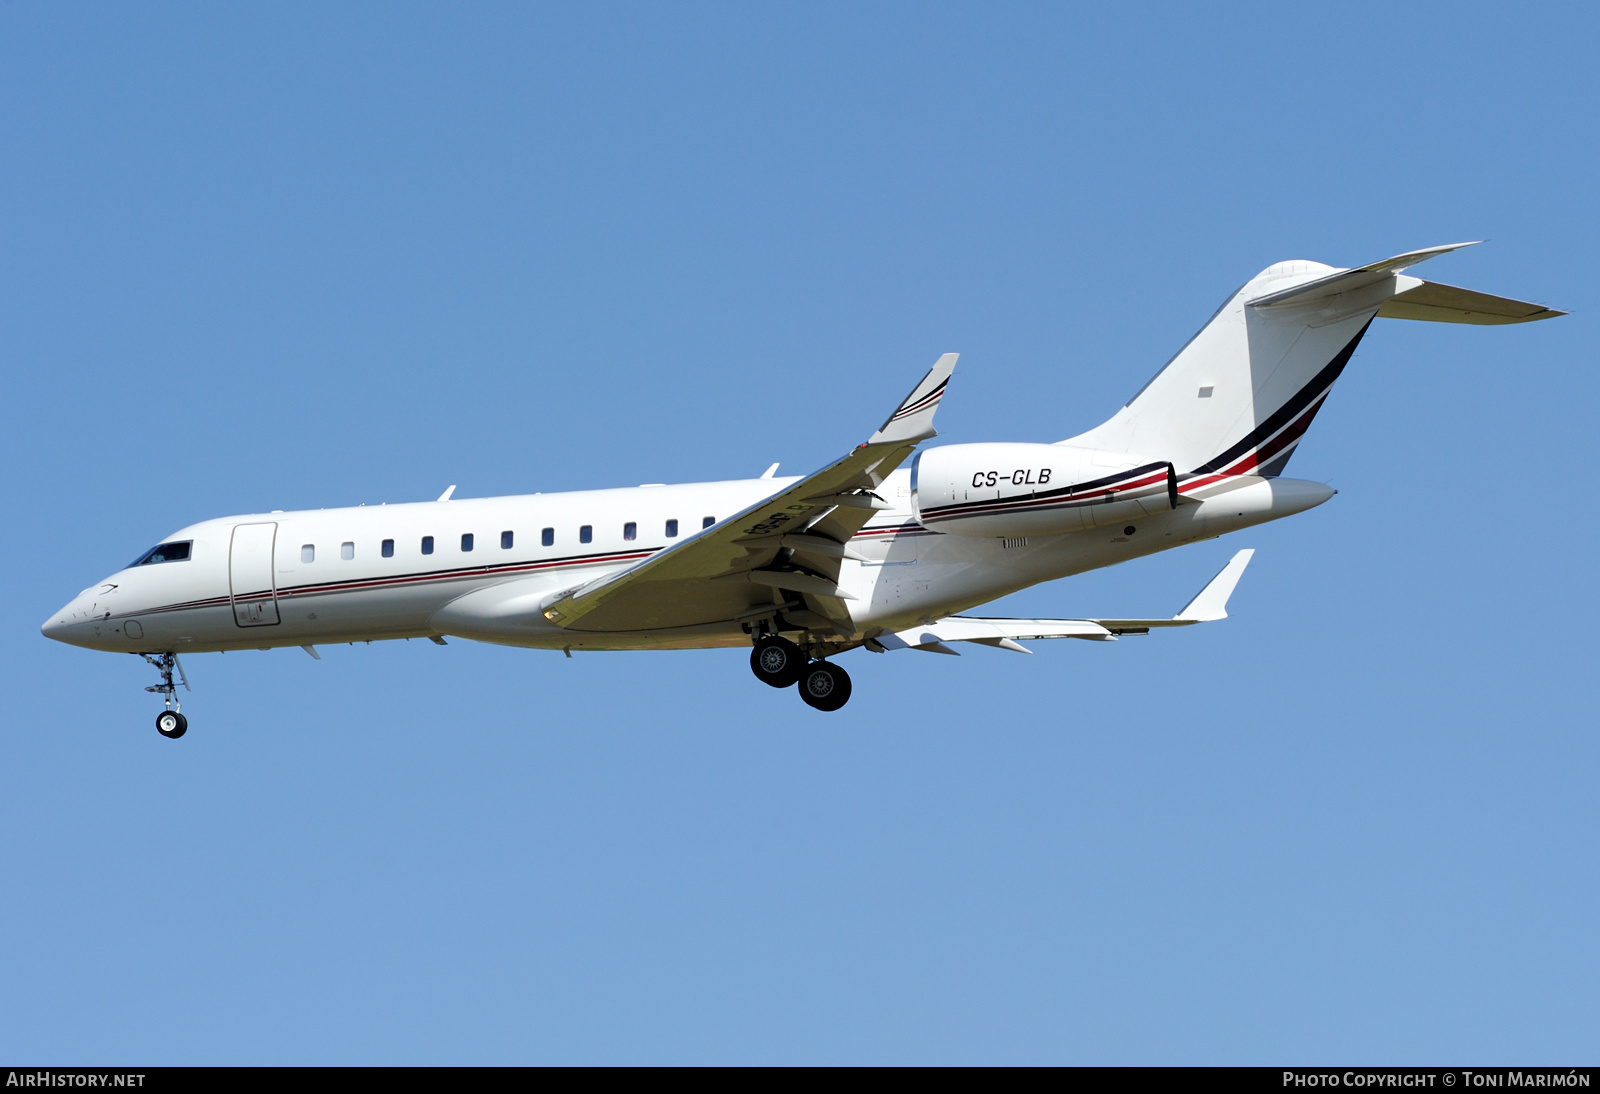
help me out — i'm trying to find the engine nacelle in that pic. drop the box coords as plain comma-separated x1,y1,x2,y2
911,442,1176,538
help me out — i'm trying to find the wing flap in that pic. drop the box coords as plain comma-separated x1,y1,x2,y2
885,618,1116,648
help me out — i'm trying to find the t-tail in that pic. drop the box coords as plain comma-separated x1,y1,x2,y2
909,244,1561,538
1064,242,1563,480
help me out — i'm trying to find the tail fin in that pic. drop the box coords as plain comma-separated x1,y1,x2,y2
1064,244,1562,477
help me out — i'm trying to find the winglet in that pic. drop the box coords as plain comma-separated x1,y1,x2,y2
1175,549,1255,622
868,353,957,446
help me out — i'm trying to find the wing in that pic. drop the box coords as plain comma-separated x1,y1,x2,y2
537,354,958,636
872,549,1255,653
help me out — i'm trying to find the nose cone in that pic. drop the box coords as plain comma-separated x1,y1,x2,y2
42,590,105,649
41,604,77,644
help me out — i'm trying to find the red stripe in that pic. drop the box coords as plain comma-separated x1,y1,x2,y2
279,550,655,599
923,470,1170,521
1178,390,1330,494
125,549,659,618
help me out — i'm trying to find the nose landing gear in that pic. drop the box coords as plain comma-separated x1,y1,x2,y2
142,652,191,738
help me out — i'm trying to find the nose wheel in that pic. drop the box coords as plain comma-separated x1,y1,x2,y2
141,652,191,737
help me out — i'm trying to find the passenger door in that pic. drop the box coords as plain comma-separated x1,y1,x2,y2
230,522,280,627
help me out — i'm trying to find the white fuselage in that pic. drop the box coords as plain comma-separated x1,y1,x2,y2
42,468,1333,657
41,246,1557,728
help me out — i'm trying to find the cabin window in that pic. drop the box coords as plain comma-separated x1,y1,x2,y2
580,525,593,544
501,530,513,550
461,533,474,552
541,527,554,547
381,539,394,558
665,519,678,537
623,522,637,541
421,536,434,555
702,516,715,529
302,544,315,563
341,542,354,560
128,541,192,567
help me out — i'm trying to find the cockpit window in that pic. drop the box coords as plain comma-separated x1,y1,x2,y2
128,541,192,568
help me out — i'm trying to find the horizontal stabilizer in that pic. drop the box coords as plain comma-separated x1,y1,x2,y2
1377,280,1564,325
1247,243,1479,308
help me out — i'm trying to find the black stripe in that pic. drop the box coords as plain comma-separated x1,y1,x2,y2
275,547,654,598
883,377,949,426
920,461,1171,519
120,548,661,620
1188,319,1372,476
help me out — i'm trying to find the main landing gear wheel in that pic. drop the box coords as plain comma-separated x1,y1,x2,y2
156,710,188,738
751,635,805,688
798,661,852,712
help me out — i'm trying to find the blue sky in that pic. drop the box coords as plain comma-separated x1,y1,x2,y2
3,2,1595,1064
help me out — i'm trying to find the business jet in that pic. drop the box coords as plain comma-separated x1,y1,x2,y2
42,243,1560,736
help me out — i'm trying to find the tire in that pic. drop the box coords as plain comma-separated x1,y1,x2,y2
750,636,805,688
156,710,188,739
798,661,852,711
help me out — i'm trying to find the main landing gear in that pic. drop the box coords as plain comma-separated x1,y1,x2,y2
750,635,853,711
750,635,806,688
142,652,190,738
797,660,851,712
